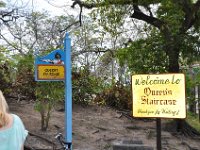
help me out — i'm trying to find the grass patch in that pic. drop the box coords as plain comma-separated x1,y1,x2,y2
186,112,200,133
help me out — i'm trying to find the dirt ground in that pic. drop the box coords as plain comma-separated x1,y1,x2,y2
8,100,200,150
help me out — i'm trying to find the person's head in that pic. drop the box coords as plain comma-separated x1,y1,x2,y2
55,52,61,59
0,90,9,127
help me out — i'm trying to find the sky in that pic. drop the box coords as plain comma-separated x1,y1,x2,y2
0,0,82,47
2,0,80,16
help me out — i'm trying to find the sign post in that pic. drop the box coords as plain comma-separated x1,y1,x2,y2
132,73,186,150
64,33,72,149
35,32,72,149
156,118,161,150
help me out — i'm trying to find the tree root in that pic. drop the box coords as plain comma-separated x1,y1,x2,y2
164,120,200,139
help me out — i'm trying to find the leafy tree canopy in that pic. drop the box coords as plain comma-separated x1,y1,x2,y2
0,1,5,7
72,0,200,73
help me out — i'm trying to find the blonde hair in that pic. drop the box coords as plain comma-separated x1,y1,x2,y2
0,90,9,127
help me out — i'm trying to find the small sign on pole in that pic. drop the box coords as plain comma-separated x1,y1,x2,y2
37,65,65,80
34,33,72,149
35,49,65,81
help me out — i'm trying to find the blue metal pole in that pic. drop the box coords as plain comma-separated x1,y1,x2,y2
64,32,72,149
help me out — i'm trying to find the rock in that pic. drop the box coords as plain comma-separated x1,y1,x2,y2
112,139,154,150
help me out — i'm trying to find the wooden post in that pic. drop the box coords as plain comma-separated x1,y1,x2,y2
156,118,161,150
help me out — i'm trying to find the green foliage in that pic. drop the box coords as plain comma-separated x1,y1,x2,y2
88,0,200,75
94,82,132,110
0,46,17,94
72,66,103,105
157,1,185,34
0,52,13,95
186,111,200,133
195,68,200,84
35,82,64,102
183,67,200,113
90,2,128,36
35,82,64,131
14,54,36,99
99,51,114,66
185,73,195,105
117,31,168,74
0,1,5,7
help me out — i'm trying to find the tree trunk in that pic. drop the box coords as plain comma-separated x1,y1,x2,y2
168,48,179,73
167,45,185,132
41,113,45,131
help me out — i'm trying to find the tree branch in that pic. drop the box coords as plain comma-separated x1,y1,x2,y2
71,0,162,29
72,47,113,58
79,5,83,26
0,33,24,54
59,21,80,32
145,6,153,17
131,5,165,30
71,0,160,9
181,0,200,32
71,0,96,9
0,9,20,23
71,0,133,9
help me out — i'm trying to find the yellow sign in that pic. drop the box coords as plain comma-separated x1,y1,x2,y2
132,74,186,119
37,65,65,80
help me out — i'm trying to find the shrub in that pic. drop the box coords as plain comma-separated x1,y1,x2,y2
95,82,132,110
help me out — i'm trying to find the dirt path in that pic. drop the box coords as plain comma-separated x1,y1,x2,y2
9,101,200,150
